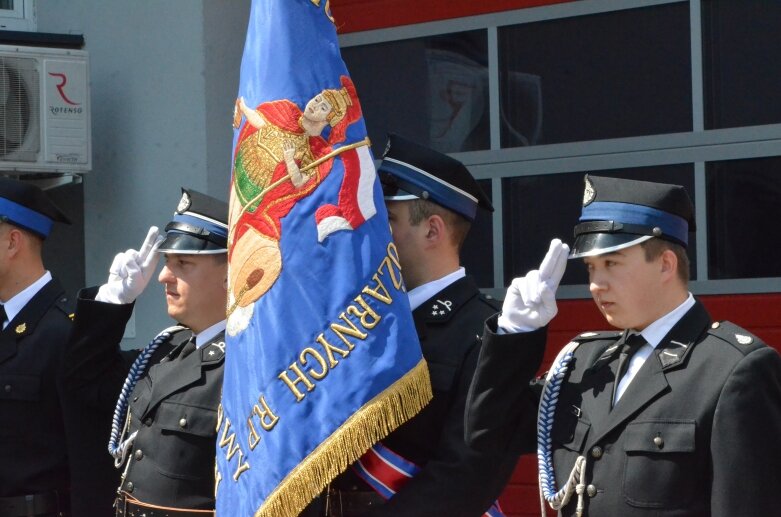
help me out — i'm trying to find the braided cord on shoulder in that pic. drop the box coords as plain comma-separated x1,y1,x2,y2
108,325,185,466
537,340,587,515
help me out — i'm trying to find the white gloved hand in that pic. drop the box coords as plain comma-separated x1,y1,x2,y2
498,238,570,333
96,227,164,304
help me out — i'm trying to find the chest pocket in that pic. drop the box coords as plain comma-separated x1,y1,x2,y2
622,420,698,509
156,400,218,438
0,373,40,402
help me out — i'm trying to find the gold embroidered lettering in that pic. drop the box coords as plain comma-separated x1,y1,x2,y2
254,395,280,431
247,416,261,451
300,347,328,380
329,313,367,348
279,362,316,402
362,273,393,304
386,242,404,289
316,332,351,368
347,295,381,329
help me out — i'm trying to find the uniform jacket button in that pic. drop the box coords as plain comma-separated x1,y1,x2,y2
654,436,664,448
586,484,597,497
590,446,603,459
3,384,10,393
179,418,188,428
134,449,143,461
144,418,153,426
126,481,134,493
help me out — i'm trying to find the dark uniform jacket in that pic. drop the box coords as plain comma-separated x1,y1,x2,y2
335,275,547,517
62,288,225,511
0,279,71,500
470,299,781,516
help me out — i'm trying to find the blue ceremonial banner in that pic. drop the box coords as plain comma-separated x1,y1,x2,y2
217,1,431,516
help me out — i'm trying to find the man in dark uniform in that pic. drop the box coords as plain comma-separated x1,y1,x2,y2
467,175,781,516
0,178,73,517
62,189,228,516
320,135,559,517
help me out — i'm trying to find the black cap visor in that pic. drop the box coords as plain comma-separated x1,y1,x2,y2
569,233,652,259
157,232,227,255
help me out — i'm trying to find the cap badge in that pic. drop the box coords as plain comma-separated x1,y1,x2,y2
583,176,596,206
176,191,191,214
735,334,753,345
15,323,26,334
580,331,598,337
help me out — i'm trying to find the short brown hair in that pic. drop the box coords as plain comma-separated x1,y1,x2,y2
640,238,690,283
407,199,471,251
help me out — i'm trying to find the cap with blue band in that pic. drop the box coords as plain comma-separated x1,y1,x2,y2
157,188,228,255
378,134,493,221
0,176,71,238
570,174,695,259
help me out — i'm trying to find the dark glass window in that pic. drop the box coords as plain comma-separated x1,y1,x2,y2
707,157,781,279
341,31,490,156
503,165,696,286
461,179,493,288
703,1,781,129
498,3,691,147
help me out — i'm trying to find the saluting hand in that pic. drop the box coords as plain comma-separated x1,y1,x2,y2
96,226,165,304
498,238,569,332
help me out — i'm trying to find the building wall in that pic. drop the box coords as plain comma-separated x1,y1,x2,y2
36,0,248,345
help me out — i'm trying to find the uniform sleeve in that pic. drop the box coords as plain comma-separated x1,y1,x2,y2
365,319,547,517
465,315,547,456
711,346,781,517
60,286,138,412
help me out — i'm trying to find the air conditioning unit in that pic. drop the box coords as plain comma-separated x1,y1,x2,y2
0,44,91,177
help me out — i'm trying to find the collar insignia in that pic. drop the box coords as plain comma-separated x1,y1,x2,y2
430,299,453,317
15,323,26,334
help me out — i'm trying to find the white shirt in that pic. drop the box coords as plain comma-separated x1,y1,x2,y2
613,292,695,403
192,319,227,349
1,271,52,329
407,267,466,311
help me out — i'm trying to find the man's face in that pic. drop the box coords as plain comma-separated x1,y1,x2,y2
385,201,428,290
584,244,664,331
158,253,228,333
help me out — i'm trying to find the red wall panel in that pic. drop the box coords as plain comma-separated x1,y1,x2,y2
501,293,781,516
330,0,575,33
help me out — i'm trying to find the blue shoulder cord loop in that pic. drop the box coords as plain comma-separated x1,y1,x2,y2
537,340,588,517
108,326,185,468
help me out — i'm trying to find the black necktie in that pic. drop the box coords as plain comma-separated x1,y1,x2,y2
612,333,647,407
0,304,7,328
180,337,197,359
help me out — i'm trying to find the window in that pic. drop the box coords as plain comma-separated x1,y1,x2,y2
499,2,691,147
341,30,490,156
0,0,35,31
703,1,781,129
707,157,781,279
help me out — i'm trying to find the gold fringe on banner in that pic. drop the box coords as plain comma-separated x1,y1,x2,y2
254,358,433,517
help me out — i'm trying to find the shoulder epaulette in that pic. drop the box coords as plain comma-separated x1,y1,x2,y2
572,330,622,342
55,293,75,320
707,320,766,355
478,292,502,312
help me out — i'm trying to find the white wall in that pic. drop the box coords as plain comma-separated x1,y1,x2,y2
36,0,249,345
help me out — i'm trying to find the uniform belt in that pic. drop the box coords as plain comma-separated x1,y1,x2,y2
0,490,67,517
115,493,214,517
325,488,384,517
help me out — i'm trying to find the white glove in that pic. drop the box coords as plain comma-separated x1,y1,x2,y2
96,227,164,304
498,238,570,333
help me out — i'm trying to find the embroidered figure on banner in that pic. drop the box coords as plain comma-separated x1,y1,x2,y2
228,75,377,321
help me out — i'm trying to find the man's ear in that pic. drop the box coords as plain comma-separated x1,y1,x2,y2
5,227,23,256
660,248,678,281
425,214,445,244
